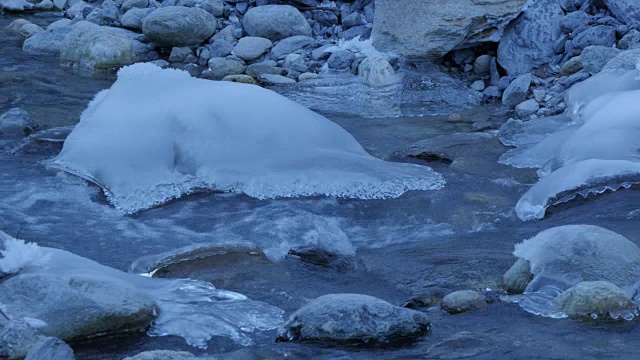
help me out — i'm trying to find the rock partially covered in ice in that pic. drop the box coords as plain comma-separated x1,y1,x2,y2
357,57,395,87
514,225,640,296
25,337,75,360
0,108,34,137
553,281,638,320
50,63,444,214
276,294,430,344
501,258,533,294
142,6,217,48
0,273,157,341
123,350,195,360
441,290,487,314
0,320,44,359
243,5,312,41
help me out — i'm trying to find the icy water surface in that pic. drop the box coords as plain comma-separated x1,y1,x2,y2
2,13,640,360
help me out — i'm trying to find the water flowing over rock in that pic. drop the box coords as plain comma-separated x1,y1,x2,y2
498,0,564,76
142,6,217,48
276,294,430,344
49,63,444,214
372,0,527,59
242,5,312,41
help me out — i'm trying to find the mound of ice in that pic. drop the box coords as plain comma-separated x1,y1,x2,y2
0,232,50,274
0,231,283,348
48,63,444,213
499,66,640,220
504,225,640,319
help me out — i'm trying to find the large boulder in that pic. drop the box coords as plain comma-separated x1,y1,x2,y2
60,22,136,72
601,49,640,72
372,0,527,60
553,281,637,319
276,294,430,344
498,0,564,76
580,46,622,74
0,273,157,341
242,5,312,41
603,0,640,28
142,6,217,48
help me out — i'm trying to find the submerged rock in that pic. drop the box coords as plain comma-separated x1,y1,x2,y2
25,337,75,360
242,5,312,41
425,332,494,359
501,258,533,294
0,320,44,359
441,290,487,314
287,246,355,272
0,273,157,341
142,6,217,48
276,294,430,344
553,281,638,320
0,108,34,137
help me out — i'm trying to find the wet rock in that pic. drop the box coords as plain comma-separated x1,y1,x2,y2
123,350,195,360
581,46,622,74
372,0,527,59
258,74,296,85
121,8,154,30
572,26,616,52
553,281,638,319
270,35,313,60
142,6,217,48
403,287,447,309
498,0,564,76
243,5,312,41
0,273,157,341
60,22,136,72
0,320,44,359
603,0,640,29
502,73,531,107
601,49,640,72
221,74,258,85
0,108,35,137
441,290,487,314
203,57,246,80
276,294,430,344
501,258,533,294
233,37,272,61
327,50,354,70
559,56,583,76
515,99,540,118
287,247,355,272
8,19,31,32
25,337,75,360
358,56,395,86
425,332,493,359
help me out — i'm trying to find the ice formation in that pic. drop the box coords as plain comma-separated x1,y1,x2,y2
504,225,640,319
0,231,283,348
48,63,444,214
499,65,640,220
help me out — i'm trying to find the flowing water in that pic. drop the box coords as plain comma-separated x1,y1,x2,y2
2,13,640,360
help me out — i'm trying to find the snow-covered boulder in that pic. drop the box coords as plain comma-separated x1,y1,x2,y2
142,6,217,48
242,5,312,41
49,63,444,214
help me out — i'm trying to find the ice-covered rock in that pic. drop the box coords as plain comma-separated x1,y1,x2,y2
142,6,217,48
553,281,638,320
0,320,44,359
501,258,533,294
0,231,283,348
123,351,194,360
276,294,430,344
49,63,444,214
242,5,312,41
358,56,395,87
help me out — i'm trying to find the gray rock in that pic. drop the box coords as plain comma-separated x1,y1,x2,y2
142,6,217,48
498,76,510,90
473,55,492,75
270,35,313,60
233,36,273,61
120,0,147,12
311,44,332,61
553,281,637,319
502,73,531,107
441,290,487,314
258,74,296,85
572,26,616,52
18,24,44,39
282,53,304,70
358,57,395,86
210,25,237,44
603,0,640,29
0,108,34,137
46,19,72,31
243,5,312,41
22,26,72,56
208,39,233,58
498,0,564,76
559,70,590,87
342,12,363,29
66,2,94,20
327,49,354,70
602,49,640,72
341,25,371,40
426,332,493,359
452,48,475,65
0,320,43,359
246,62,284,78
619,29,640,50
0,273,157,341
221,74,258,85
198,0,223,17
581,46,622,74
298,72,317,81
34,0,54,10
0,0,33,11
561,11,590,33
470,80,485,92
25,337,75,360
372,0,527,59
482,86,502,100
123,350,195,360
501,258,533,294
168,46,194,63
203,57,246,80
560,55,583,76
60,22,136,72
489,57,500,86
515,99,540,118
121,8,154,30
276,294,430,343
